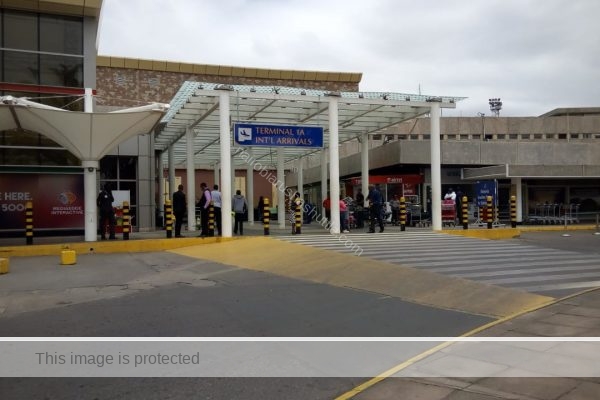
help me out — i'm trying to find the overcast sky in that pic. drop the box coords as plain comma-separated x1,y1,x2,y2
98,0,600,117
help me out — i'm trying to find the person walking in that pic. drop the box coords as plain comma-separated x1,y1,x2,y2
97,185,116,240
211,184,222,236
197,182,212,236
366,184,384,233
172,184,186,237
232,190,247,235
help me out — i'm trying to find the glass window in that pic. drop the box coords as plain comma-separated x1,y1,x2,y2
2,130,40,146
4,50,38,84
118,181,138,206
40,15,83,55
119,156,138,180
3,11,38,51
40,54,83,87
39,149,79,166
100,156,118,180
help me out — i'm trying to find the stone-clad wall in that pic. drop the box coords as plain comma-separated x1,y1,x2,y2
96,58,361,108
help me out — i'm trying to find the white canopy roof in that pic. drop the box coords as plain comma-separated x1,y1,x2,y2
0,96,169,161
156,82,463,168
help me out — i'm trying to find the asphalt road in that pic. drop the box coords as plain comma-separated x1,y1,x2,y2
0,251,490,399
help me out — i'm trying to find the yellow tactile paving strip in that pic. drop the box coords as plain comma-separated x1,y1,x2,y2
170,237,553,318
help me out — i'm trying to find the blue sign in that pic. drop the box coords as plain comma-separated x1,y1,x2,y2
234,123,323,148
475,180,497,207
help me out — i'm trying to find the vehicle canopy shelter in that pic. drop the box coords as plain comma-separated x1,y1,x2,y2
155,82,462,235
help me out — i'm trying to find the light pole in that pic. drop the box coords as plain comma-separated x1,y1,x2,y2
489,98,502,117
477,112,485,140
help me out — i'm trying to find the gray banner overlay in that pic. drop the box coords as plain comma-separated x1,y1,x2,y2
1,340,599,378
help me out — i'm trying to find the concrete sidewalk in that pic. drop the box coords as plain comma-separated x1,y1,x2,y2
348,288,600,400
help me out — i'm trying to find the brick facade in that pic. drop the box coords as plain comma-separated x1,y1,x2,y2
96,65,360,108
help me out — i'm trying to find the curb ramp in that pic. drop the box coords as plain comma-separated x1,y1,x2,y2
170,237,553,319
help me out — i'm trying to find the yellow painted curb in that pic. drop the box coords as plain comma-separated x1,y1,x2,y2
170,237,552,318
441,228,521,240
0,237,234,257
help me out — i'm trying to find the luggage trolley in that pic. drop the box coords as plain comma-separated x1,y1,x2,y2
441,199,456,227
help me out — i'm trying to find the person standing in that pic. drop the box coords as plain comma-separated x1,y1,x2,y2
97,185,116,240
339,196,349,233
366,184,384,233
390,195,400,226
232,190,247,235
257,196,265,223
355,188,365,228
211,184,222,236
323,194,331,221
172,184,186,237
197,182,212,236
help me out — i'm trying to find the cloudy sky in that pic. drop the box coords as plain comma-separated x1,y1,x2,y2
98,0,600,117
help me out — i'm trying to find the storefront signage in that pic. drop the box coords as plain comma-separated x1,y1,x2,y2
349,175,424,186
234,122,323,148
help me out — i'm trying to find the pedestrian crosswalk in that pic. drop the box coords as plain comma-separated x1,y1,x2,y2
276,232,600,295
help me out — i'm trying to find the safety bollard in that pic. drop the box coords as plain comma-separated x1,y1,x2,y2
0,258,9,274
486,195,493,229
510,195,517,228
122,201,130,240
164,200,173,238
295,200,302,234
462,196,469,230
208,204,215,237
400,196,406,231
263,197,270,236
25,201,33,245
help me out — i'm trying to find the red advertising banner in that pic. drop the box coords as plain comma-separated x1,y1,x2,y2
0,173,84,231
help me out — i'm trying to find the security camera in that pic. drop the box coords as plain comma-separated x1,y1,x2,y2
87,167,95,172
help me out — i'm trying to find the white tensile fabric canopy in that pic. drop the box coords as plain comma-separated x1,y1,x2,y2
0,96,169,241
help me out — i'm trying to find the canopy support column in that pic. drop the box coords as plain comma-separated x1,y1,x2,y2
512,177,523,223
297,157,304,200
83,160,99,242
328,94,340,234
277,147,285,229
218,88,233,237
158,151,165,226
430,101,442,231
185,127,196,231
361,133,369,204
168,146,176,200
321,150,328,217
246,148,254,224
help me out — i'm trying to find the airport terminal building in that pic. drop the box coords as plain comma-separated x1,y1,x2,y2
1,1,599,237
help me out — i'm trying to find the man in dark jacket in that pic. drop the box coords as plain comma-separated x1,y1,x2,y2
172,184,186,237
366,184,384,233
97,185,116,240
